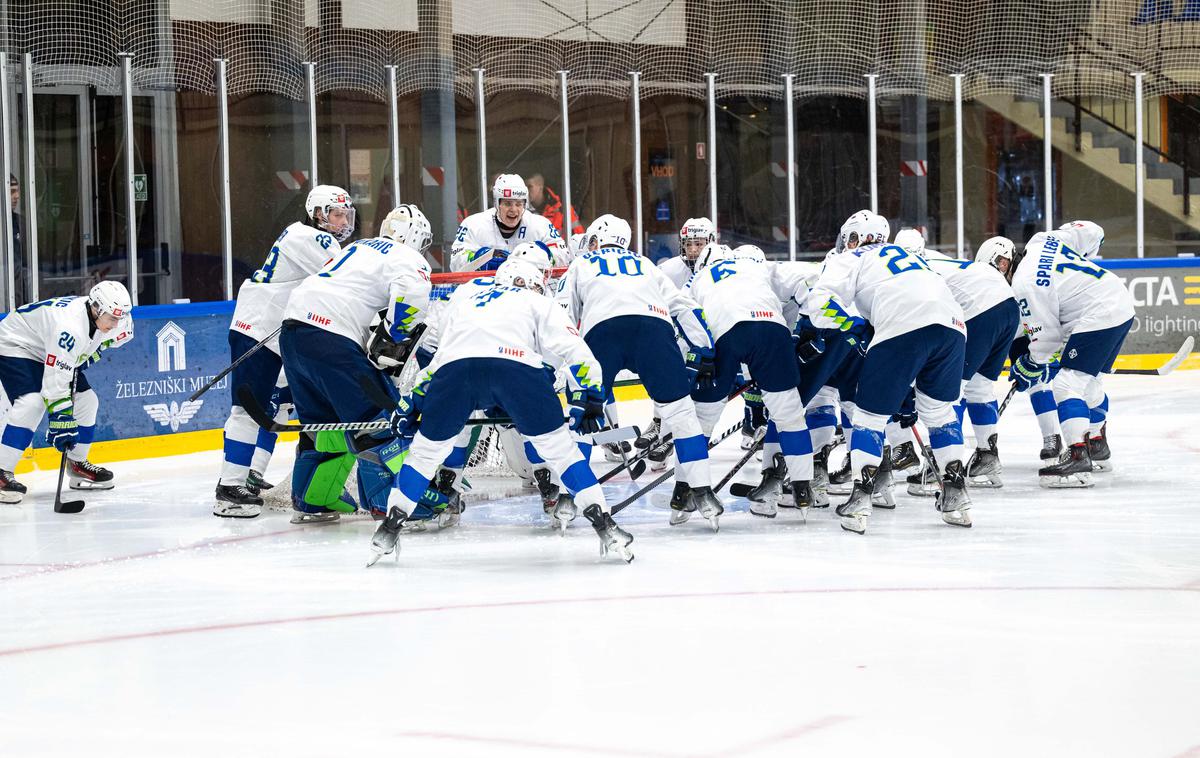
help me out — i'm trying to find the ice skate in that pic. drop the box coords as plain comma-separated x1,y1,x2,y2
740,426,758,451
533,467,560,514
1088,423,1112,472
811,445,831,508
935,460,973,528
1039,440,1094,488
0,469,27,504
905,464,940,497
245,469,274,495
827,451,853,495
432,469,465,529
668,481,694,526
583,504,634,562
648,439,673,472
870,449,897,509
67,459,114,490
634,417,661,450
792,480,813,522
836,466,878,535
551,493,577,533
1040,433,1063,461
747,453,785,518
890,441,920,473
965,433,1002,488
687,486,723,531
366,507,408,567
603,440,632,463
290,509,340,525
213,484,262,518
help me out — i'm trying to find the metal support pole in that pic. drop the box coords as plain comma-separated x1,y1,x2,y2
22,53,37,302
630,71,643,253
952,74,965,259
215,58,233,300
473,68,487,211
304,61,318,187
386,65,401,205
120,53,138,305
1041,73,1054,231
557,70,573,243
0,53,13,311
1132,72,1145,258
704,72,717,225
783,74,796,261
866,74,878,214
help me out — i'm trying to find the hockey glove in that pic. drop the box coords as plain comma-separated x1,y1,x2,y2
743,384,767,430
685,346,717,391
47,409,78,452
1011,354,1050,392
480,247,509,271
844,318,872,357
791,316,826,364
568,385,605,435
388,394,420,442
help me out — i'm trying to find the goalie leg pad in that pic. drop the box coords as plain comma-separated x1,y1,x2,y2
291,431,356,513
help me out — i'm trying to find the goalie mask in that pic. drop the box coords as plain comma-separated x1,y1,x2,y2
305,184,356,242
679,217,717,270
494,258,546,295
380,204,434,255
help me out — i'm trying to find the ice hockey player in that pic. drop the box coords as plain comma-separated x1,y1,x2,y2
803,212,972,534
369,257,635,564
0,281,133,502
686,243,814,519
450,174,569,272
1007,220,1134,487
277,204,433,524
213,185,354,517
556,214,723,530
658,217,716,289
899,230,1020,491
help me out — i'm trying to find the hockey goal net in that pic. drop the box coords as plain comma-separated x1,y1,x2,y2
264,266,567,510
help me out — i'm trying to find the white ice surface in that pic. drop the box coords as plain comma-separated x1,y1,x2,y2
1,374,1199,758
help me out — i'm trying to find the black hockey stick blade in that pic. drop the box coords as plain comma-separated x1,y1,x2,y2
53,453,85,514
729,482,754,498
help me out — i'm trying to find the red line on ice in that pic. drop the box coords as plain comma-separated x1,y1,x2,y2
0,584,1194,659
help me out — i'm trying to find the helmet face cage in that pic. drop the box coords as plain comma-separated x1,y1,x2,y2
307,185,355,242
679,218,716,266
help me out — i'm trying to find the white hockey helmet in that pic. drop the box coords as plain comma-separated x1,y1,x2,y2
88,280,132,319
585,214,632,251
838,210,890,251
974,236,1016,273
494,258,546,295
380,204,433,254
508,242,554,287
695,242,733,272
492,174,529,206
305,184,356,242
893,228,926,256
679,217,717,267
733,244,766,263
1057,220,1105,259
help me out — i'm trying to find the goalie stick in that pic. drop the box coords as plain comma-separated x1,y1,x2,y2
610,419,744,516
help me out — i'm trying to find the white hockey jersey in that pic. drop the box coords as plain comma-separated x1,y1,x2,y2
804,243,966,345
657,255,694,289
283,235,432,349
774,261,821,328
231,222,339,351
427,280,602,394
923,251,1015,321
555,247,712,350
450,209,569,272
686,253,807,341
1011,232,1136,363
0,296,110,405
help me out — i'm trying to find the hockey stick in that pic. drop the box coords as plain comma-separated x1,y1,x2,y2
713,426,767,494
597,381,755,485
188,326,282,402
351,376,638,447
1111,335,1193,376
997,384,1019,418
54,372,85,514
602,406,642,481
611,419,744,515
909,425,944,496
